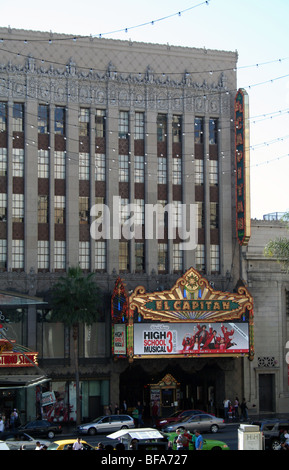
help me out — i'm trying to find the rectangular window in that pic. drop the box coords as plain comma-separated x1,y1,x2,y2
79,197,89,224
172,115,182,143
119,154,129,182
119,111,129,139
0,102,7,131
12,240,24,269
55,196,65,224
210,202,219,229
95,110,106,138
134,155,144,183
0,148,7,176
135,112,144,140
158,157,167,184
119,198,129,224
95,153,105,181
54,241,66,270
95,241,106,270
38,195,49,223
210,245,220,272
54,151,65,179
12,149,24,177
195,159,204,185
0,193,7,222
172,157,182,185
158,243,168,272
197,202,204,229
79,108,90,137
135,242,145,272
173,243,183,271
0,239,7,269
38,104,49,134
79,241,90,270
55,106,66,135
209,118,218,144
38,149,49,178
12,194,24,222
134,199,144,226
119,241,129,271
209,160,218,185
196,244,205,272
79,152,90,180
195,117,204,144
13,103,24,132
38,240,49,269
157,114,167,142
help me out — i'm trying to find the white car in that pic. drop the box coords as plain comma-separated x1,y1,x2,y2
0,441,10,450
1,431,51,450
77,414,135,436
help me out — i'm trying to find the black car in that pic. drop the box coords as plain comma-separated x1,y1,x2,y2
251,419,289,450
18,419,62,439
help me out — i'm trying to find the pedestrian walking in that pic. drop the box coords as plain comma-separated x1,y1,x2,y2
194,430,203,450
136,401,144,427
240,398,248,421
234,397,239,419
223,398,230,421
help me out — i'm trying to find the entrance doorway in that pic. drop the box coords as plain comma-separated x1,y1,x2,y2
259,374,275,412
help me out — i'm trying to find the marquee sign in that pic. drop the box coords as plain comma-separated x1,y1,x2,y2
0,339,38,368
128,268,254,361
235,88,251,246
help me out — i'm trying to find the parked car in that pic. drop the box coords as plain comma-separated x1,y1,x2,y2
166,430,229,450
18,419,62,439
0,430,51,450
162,413,225,434
47,439,96,450
0,441,10,450
156,410,207,428
251,419,289,450
77,414,135,436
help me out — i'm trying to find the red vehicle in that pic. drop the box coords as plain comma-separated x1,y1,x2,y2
156,410,207,429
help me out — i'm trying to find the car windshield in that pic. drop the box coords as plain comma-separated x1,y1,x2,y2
92,417,104,423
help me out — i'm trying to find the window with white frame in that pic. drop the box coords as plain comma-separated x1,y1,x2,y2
173,200,183,230
158,157,167,184
134,112,144,140
54,151,65,179
0,193,7,221
209,160,218,185
55,106,65,135
13,103,24,132
38,195,49,223
12,194,24,222
79,197,89,224
54,196,65,224
0,148,7,176
196,244,205,272
172,157,182,184
195,159,204,185
197,201,204,229
79,241,90,270
79,108,90,137
95,109,106,138
209,118,218,144
38,149,49,178
0,102,7,132
134,155,144,183
95,153,105,181
157,114,167,142
119,111,129,139
38,240,49,269
210,202,219,229
79,152,90,180
38,104,49,134
119,154,129,182
119,241,129,271
158,243,168,272
172,115,182,143
54,241,66,270
12,149,24,177
135,242,145,272
12,239,24,269
173,243,183,271
0,239,7,269
119,198,129,224
195,117,204,144
134,199,144,226
95,241,106,270
210,244,220,272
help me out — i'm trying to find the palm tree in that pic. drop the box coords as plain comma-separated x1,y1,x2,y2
51,266,102,425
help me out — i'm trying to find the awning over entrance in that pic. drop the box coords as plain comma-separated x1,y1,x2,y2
0,374,50,389
0,291,47,306
111,267,254,361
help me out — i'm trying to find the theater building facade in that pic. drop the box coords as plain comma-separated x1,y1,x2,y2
0,26,277,423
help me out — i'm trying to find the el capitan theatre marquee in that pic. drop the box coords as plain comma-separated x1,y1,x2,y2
111,268,254,362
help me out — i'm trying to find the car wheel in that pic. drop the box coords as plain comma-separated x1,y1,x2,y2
271,439,281,451
48,431,55,439
120,425,128,429
88,427,97,436
210,424,219,433
211,446,222,451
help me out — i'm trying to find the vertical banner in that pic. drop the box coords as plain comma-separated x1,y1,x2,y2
113,324,126,355
235,88,251,246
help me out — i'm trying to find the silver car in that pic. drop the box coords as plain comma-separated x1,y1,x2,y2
162,413,225,434
1,430,51,450
77,414,135,436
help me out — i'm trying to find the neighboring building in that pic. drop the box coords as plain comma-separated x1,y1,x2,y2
242,217,289,416
0,27,252,423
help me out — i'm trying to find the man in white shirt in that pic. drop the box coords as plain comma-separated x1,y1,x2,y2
72,437,83,450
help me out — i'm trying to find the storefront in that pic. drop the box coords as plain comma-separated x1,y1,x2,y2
112,268,254,417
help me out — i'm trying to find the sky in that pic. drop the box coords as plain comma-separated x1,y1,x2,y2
1,0,289,220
